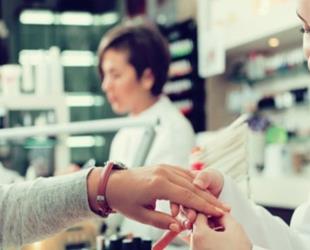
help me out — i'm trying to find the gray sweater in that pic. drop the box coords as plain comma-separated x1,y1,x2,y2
0,169,96,249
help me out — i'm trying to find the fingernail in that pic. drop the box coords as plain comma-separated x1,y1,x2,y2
215,207,225,214
169,223,181,232
193,179,205,189
184,220,192,229
223,203,231,211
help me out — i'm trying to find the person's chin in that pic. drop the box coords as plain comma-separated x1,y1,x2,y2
111,105,128,115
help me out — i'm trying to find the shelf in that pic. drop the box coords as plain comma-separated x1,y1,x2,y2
204,1,303,56
0,95,66,110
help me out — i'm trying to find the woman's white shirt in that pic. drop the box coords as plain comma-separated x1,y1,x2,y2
219,176,310,250
106,95,195,242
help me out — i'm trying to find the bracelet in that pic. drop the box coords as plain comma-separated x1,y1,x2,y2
96,161,126,217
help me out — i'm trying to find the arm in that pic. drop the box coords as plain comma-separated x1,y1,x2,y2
194,170,309,250
219,175,308,250
0,169,95,248
0,165,228,249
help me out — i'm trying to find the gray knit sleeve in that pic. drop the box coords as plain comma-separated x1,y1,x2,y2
0,168,97,249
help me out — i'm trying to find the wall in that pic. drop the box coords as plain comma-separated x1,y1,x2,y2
206,75,240,130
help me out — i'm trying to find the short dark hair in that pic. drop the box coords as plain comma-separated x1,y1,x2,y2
98,22,170,96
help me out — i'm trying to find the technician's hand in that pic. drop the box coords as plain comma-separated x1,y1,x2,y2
170,169,226,227
193,168,224,197
190,213,252,250
105,165,230,231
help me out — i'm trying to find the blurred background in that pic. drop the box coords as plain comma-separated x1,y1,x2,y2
1,0,310,244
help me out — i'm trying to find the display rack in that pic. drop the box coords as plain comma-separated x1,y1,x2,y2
0,117,158,172
159,19,206,132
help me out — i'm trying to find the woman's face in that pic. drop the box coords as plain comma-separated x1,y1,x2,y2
101,49,153,115
297,0,310,70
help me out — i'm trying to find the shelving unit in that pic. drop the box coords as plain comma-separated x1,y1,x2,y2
0,95,70,173
160,19,206,132
0,0,124,175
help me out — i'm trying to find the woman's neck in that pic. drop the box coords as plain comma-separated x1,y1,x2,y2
130,95,159,116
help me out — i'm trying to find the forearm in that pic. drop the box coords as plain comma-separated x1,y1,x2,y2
220,176,307,250
0,169,96,248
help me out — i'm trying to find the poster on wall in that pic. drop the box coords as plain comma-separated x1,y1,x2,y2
197,0,225,78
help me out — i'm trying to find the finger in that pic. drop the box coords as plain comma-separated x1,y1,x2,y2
182,207,197,222
218,213,236,230
193,213,211,232
170,203,180,217
193,170,213,190
165,174,229,214
180,207,196,229
138,207,182,231
161,182,225,217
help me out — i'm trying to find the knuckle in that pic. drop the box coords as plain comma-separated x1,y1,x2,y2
149,175,165,189
183,189,194,202
153,165,166,176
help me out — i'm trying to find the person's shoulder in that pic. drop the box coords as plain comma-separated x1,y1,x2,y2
158,97,193,128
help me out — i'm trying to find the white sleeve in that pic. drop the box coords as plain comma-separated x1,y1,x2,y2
219,176,308,250
253,246,269,250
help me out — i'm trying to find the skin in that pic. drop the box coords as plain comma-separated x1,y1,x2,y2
188,169,252,250
191,213,252,250
188,2,310,249
87,165,230,232
101,48,158,116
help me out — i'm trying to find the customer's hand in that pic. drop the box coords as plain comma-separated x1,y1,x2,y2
105,165,230,231
190,213,252,250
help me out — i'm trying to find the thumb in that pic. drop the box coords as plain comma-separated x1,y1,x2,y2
193,169,224,198
139,207,182,232
219,213,237,230
193,213,212,232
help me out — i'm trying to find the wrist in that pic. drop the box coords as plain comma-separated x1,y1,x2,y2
88,161,127,217
87,167,103,214
105,169,127,211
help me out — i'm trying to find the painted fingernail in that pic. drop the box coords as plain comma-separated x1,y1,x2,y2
184,220,192,229
169,223,181,232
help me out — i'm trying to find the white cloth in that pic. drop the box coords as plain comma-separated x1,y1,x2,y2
106,95,195,244
219,176,310,250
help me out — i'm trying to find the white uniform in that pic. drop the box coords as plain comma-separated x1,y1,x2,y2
107,95,195,243
220,176,310,250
